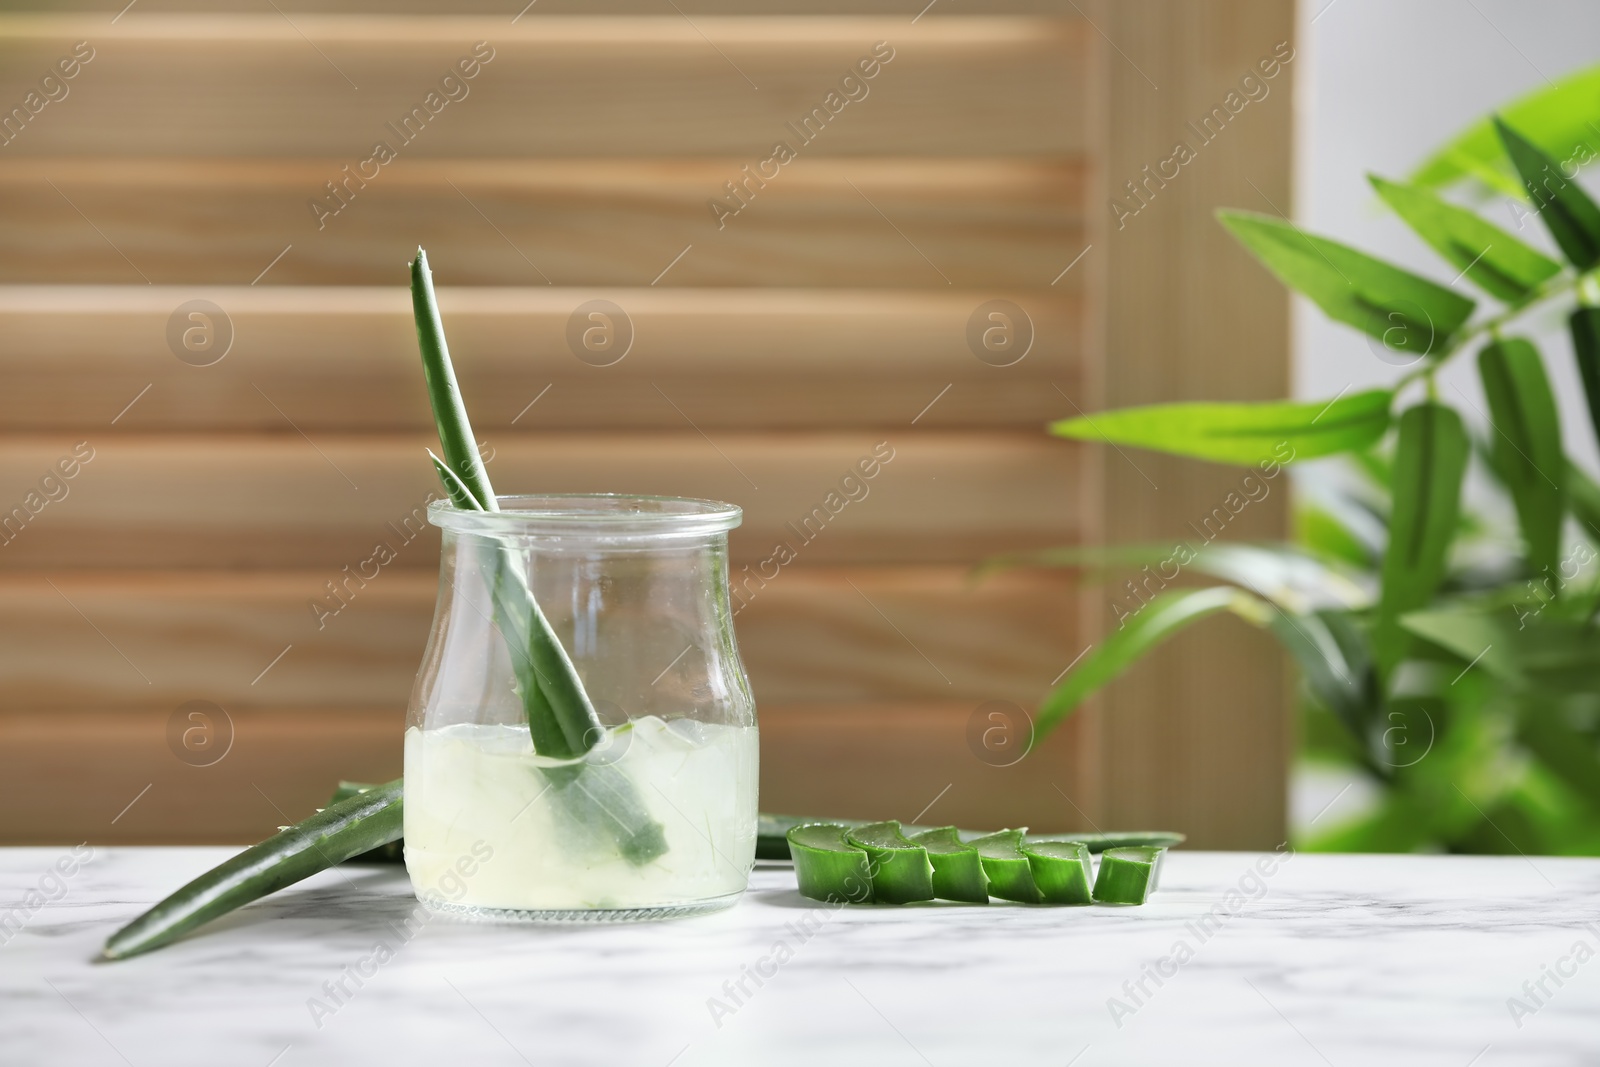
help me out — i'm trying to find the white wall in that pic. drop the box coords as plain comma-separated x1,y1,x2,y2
1296,0,1600,475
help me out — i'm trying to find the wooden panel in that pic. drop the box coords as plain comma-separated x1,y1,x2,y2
0,16,1084,158
0,701,1094,846
0,567,1076,712
0,286,1081,430
0,707,403,845
1088,0,1295,849
7,2,1088,13
0,159,1081,287
0,432,1079,568
758,703,1094,835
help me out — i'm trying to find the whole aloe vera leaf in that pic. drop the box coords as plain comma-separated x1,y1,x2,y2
968,830,1042,904
412,252,603,759
844,821,935,904
103,781,404,960
427,449,480,510
908,826,989,903
1023,840,1094,904
1093,846,1165,904
410,250,664,863
788,824,875,903
411,250,494,509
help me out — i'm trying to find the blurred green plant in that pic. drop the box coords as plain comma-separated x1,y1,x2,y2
1020,67,1600,855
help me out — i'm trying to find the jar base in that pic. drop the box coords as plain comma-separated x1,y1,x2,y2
415,889,745,924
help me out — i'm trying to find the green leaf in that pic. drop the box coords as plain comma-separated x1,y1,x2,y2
1567,460,1600,541
1265,608,1369,741
1517,702,1600,810
1401,607,1600,696
1369,175,1562,303
1035,587,1270,739
1302,791,1445,853
983,541,1371,614
1495,118,1600,270
1296,502,1375,569
1351,447,1396,492
103,781,405,960
1049,390,1391,467
1400,607,1524,685
427,448,484,511
1218,210,1475,354
1478,338,1566,575
411,249,497,513
1569,308,1600,461
1413,64,1600,193
1375,403,1470,671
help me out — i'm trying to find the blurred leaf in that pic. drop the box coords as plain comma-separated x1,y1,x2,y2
1400,607,1600,696
1301,702,1371,764
1478,337,1566,575
1369,175,1562,303
1568,459,1600,541
1375,404,1470,671
1413,63,1600,194
1049,390,1391,466
1218,210,1475,353
1570,308,1600,461
1452,797,1550,855
1351,447,1396,492
1495,117,1600,270
984,542,1371,613
1303,792,1439,852
1400,607,1526,686
1035,587,1270,740
1296,502,1376,569
1267,609,1369,742
1518,701,1600,810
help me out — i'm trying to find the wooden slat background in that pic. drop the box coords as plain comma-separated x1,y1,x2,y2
0,0,1294,848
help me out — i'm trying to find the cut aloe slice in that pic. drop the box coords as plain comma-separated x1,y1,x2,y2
1093,846,1165,904
908,826,989,903
755,812,1185,860
1023,840,1094,904
845,821,935,904
967,829,1042,903
788,823,874,903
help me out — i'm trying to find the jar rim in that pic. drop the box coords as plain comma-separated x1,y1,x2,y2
428,493,742,537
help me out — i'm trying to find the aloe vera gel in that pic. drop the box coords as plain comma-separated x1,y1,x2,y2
406,718,757,912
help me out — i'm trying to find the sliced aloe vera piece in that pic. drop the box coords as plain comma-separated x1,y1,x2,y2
754,812,1184,860
1093,846,1165,904
968,829,1042,903
845,821,935,904
1023,840,1094,904
788,823,874,904
907,826,989,903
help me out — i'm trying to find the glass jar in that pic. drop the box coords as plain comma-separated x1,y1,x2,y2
403,494,758,921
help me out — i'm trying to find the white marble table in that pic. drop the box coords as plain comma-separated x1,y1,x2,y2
4,847,1598,1066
